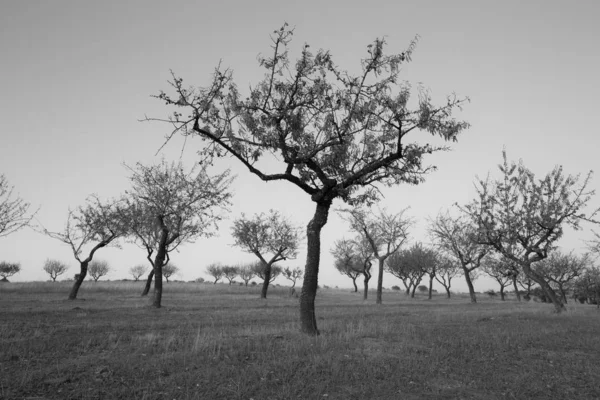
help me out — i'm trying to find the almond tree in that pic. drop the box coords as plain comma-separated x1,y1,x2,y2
429,211,489,303
42,259,69,282
0,174,36,238
206,263,224,284
88,260,110,282
251,262,282,285
121,160,232,307
148,25,469,334
282,266,303,290
129,264,147,281
340,208,412,304
331,238,362,292
462,151,600,312
222,265,238,285
482,256,512,301
162,263,180,283
0,261,20,281
43,195,125,299
434,255,460,298
534,251,589,304
237,263,255,286
386,243,433,298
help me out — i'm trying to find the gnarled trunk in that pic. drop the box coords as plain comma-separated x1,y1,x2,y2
523,263,565,313
68,261,89,300
141,270,154,296
463,268,477,303
300,201,331,336
261,263,272,299
376,258,385,304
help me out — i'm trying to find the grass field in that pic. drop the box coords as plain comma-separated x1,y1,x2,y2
1,281,599,400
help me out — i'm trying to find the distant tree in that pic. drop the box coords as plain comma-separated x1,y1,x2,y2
221,265,238,285
462,151,600,313
386,243,433,298
482,256,512,301
429,211,489,303
162,263,180,283
129,264,147,281
340,208,412,304
88,260,110,282
237,264,255,286
0,174,37,238
232,210,300,298
206,263,224,284
417,284,428,293
282,266,303,290
251,262,282,285
149,25,470,335
534,252,589,304
42,195,125,298
572,266,600,306
43,259,69,282
331,238,362,293
120,160,232,307
0,261,20,281
434,255,460,298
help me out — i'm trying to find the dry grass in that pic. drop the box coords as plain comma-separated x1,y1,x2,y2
1,281,599,399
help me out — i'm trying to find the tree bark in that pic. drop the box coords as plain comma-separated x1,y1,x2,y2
261,263,272,299
428,274,434,300
522,263,565,312
351,277,358,293
499,285,505,301
512,275,521,301
376,258,385,304
445,286,451,298
411,284,417,298
363,274,370,300
141,270,154,296
463,268,477,303
68,261,88,300
299,200,331,336
151,219,170,308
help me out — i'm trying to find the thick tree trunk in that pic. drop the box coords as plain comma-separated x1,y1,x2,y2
500,285,505,301
363,275,370,300
376,258,385,304
141,270,154,296
299,201,331,336
445,286,451,298
411,284,417,298
151,224,169,308
428,275,434,300
404,283,410,296
352,277,358,293
261,263,271,299
463,268,477,303
523,263,566,313
558,285,568,304
68,261,89,300
512,275,521,301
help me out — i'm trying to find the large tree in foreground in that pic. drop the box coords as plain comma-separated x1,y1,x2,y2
0,174,36,238
149,25,469,334
462,151,600,312
121,160,232,307
232,210,300,298
43,196,125,299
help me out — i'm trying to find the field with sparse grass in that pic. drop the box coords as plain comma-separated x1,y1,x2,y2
1,281,600,400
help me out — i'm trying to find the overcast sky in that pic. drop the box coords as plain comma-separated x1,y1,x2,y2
1,0,599,293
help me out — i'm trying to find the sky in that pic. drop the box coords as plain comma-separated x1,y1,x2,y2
1,0,599,294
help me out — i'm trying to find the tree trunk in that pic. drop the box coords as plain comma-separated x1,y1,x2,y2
352,277,358,293
68,261,88,300
500,285,505,301
141,270,154,296
558,285,568,304
411,284,417,298
299,201,331,335
151,222,169,309
376,258,385,304
261,263,271,299
512,275,521,301
522,263,565,313
463,268,477,303
445,286,451,298
428,275,434,300
363,275,370,300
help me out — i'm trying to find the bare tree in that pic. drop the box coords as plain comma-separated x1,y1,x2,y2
237,264,255,286
434,255,460,298
206,263,224,284
149,25,470,334
120,160,232,307
534,252,589,304
0,174,37,238
43,259,69,282
222,265,238,285
429,211,489,303
88,260,110,282
162,263,180,283
282,266,303,290
232,210,300,298
129,264,147,281
0,261,20,281
42,195,125,299
461,150,600,313
340,208,412,304
331,238,362,292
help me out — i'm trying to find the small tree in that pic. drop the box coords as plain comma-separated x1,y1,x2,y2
162,263,180,282
150,25,470,334
88,260,110,282
534,251,589,304
573,266,600,306
482,256,512,301
331,238,362,292
282,266,303,289
237,264,255,286
0,262,20,281
434,255,460,298
386,243,433,298
222,265,238,285
43,259,69,282
462,150,600,313
0,174,37,238
417,285,428,293
42,195,125,298
206,263,224,284
129,264,147,281
232,210,300,298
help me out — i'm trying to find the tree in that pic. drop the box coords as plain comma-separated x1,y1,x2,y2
573,266,600,306
149,25,470,334
222,265,238,285
43,195,125,298
252,262,282,285
429,211,489,303
0,261,20,281
462,151,600,313
206,263,224,284
162,263,180,283
482,256,512,301
517,273,536,300
43,259,68,282
88,260,110,282
331,238,362,292
340,208,412,304
0,174,36,238
237,263,255,286
534,251,589,304
434,255,460,298
232,210,300,298
417,284,428,293
385,243,433,298
120,160,232,307
129,264,147,281
282,266,303,289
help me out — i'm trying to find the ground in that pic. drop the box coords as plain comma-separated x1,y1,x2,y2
1,281,599,399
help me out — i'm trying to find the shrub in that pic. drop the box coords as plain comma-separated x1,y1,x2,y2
417,285,428,293
486,289,497,298
391,285,400,291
